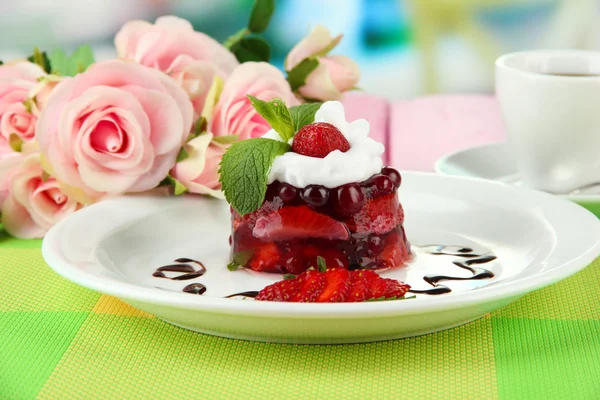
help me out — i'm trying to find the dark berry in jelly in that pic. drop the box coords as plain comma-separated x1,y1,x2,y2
382,167,401,188
301,185,329,207
278,183,298,203
373,175,394,196
333,183,365,215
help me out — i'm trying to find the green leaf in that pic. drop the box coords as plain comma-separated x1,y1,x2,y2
0,60,3,66
172,177,188,196
8,134,23,152
41,171,50,183
247,95,294,141
27,48,51,73
232,37,271,63
219,138,290,215
283,273,297,280
49,45,95,76
287,58,319,91
289,103,322,131
316,256,327,272
248,0,275,33
212,134,239,145
227,262,242,272
223,27,250,50
176,146,190,162
188,117,207,142
233,250,253,266
22,98,34,114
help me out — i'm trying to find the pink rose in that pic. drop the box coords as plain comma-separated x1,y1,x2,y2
166,55,227,116
208,62,298,140
2,154,81,238
115,15,238,76
36,59,194,201
0,61,46,144
285,25,360,101
170,133,224,197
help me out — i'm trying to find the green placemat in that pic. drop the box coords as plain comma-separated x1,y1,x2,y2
0,233,599,400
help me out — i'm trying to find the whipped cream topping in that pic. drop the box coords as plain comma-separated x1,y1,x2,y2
263,101,384,188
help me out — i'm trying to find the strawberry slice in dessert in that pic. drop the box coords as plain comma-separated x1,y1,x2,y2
221,98,412,274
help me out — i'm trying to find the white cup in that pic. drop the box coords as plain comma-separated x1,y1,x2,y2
496,50,600,194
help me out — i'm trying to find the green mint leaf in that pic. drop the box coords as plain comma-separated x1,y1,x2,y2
233,250,253,266
176,146,190,162
317,256,327,272
232,37,271,63
287,58,319,91
283,273,297,280
248,0,275,33
247,95,294,141
0,60,3,66
212,134,239,145
219,138,290,215
289,103,322,131
227,262,242,272
8,134,23,152
49,45,95,76
28,48,51,73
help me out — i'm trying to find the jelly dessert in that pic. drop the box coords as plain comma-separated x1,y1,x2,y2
220,98,411,274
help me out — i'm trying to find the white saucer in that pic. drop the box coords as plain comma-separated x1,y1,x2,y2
435,142,600,212
41,172,600,344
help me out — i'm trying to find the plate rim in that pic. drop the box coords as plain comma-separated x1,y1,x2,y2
434,142,600,202
42,172,600,318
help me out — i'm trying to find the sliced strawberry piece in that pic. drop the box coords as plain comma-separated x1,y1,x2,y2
291,122,350,158
255,275,303,301
347,270,377,302
247,243,281,272
253,205,350,241
345,194,401,235
254,268,410,303
317,269,351,302
291,269,326,302
369,277,410,298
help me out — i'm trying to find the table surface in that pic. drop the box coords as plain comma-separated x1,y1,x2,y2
2,95,600,399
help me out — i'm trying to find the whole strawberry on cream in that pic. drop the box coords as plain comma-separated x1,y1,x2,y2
219,97,411,277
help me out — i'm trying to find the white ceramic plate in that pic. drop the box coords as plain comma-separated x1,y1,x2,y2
42,172,600,344
434,142,600,202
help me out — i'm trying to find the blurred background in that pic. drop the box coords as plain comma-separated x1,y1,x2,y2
1,0,598,99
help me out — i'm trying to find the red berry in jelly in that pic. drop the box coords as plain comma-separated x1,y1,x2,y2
333,183,365,215
300,185,329,207
382,167,401,188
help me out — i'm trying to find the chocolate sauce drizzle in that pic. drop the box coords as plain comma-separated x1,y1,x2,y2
225,291,259,299
409,245,496,295
152,258,206,281
182,283,207,295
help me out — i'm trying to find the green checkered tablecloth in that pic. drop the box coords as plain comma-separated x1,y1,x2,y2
1,230,599,399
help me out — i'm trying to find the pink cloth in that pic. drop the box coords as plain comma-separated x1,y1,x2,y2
342,93,390,165
388,95,506,171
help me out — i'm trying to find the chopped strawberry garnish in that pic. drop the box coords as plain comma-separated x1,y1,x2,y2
345,193,401,235
291,122,350,158
253,205,350,241
255,273,304,301
255,266,410,303
317,269,352,302
248,243,280,272
291,270,326,302
377,229,409,269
